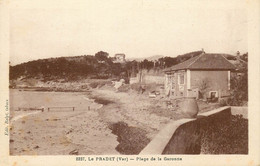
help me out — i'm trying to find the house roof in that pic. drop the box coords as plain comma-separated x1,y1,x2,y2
164,53,236,72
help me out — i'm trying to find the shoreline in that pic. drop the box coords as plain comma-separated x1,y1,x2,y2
9,85,223,155
10,87,91,93
10,89,120,155
10,111,41,125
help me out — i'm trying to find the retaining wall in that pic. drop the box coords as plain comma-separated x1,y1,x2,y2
139,106,248,155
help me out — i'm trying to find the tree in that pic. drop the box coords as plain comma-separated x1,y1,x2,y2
228,71,248,106
140,59,154,70
95,51,109,61
198,78,211,99
241,52,248,62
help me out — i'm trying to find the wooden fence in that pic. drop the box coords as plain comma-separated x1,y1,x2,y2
18,107,44,112
47,107,75,112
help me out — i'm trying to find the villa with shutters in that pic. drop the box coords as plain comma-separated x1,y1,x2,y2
164,52,236,99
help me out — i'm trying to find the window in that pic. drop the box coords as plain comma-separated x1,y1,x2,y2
171,79,175,90
178,74,184,85
167,75,172,84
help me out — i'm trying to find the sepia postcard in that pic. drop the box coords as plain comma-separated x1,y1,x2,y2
0,0,260,165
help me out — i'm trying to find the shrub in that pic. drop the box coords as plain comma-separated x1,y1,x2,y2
219,98,228,106
89,82,99,88
228,72,248,106
118,84,131,92
89,80,112,88
201,115,248,154
130,83,142,92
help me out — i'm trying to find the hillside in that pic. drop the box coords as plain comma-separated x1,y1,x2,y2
9,50,243,84
127,55,164,62
10,53,129,82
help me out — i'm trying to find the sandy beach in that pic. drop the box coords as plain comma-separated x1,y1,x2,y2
9,89,120,155
9,86,219,155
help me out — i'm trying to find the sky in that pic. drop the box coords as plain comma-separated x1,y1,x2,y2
9,0,248,65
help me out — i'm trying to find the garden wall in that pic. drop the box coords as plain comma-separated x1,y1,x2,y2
129,75,164,85
143,75,164,84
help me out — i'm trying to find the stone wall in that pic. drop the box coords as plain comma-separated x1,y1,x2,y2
143,75,164,84
129,75,164,85
129,69,164,85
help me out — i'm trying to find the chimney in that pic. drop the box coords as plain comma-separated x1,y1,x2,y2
236,51,240,60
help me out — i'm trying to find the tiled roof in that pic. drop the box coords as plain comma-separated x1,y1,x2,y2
164,53,236,72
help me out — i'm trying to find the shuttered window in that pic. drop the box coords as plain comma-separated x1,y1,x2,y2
178,74,184,85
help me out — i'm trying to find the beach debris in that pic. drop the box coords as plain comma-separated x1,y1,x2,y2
155,91,160,95
33,145,40,149
149,91,156,98
114,81,123,89
66,129,73,134
149,93,156,98
69,149,79,155
149,90,160,98
114,79,125,90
